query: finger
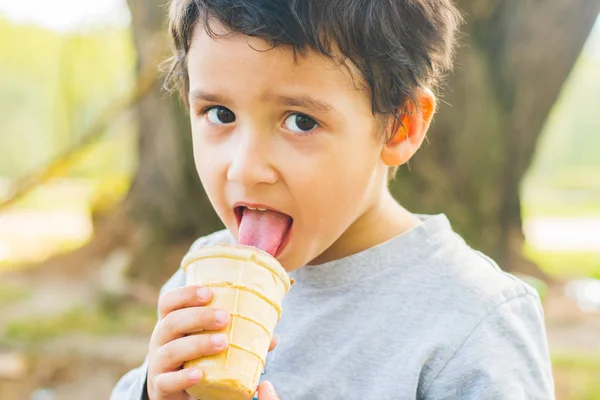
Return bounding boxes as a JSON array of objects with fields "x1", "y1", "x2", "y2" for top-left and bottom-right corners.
[
  {"x1": 153, "y1": 307, "x2": 230, "y2": 346},
  {"x1": 155, "y1": 333, "x2": 229, "y2": 371},
  {"x1": 158, "y1": 286, "x2": 213, "y2": 320},
  {"x1": 257, "y1": 381, "x2": 279, "y2": 400},
  {"x1": 152, "y1": 368, "x2": 203, "y2": 396},
  {"x1": 268, "y1": 335, "x2": 278, "y2": 352}
]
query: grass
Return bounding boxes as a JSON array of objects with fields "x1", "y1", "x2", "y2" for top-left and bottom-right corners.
[
  {"x1": 3, "y1": 307, "x2": 122, "y2": 343},
  {"x1": 525, "y1": 245, "x2": 600, "y2": 281},
  {"x1": 522, "y1": 201, "x2": 600, "y2": 219},
  {"x1": 521, "y1": 186, "x2": 600, "y2": 220},
  {"x1": 521, "y1": 173, "x2": 600, "y2": 220},
  {"x1": 552, "y1": 353, "x2": 600, "y2": 400},
  {"x1": 2, "y1": 302, "x2": 156, "y2": 345},
  {"x1": 521, "y1": 190, "x2": 600, "y2": 280},
  {"x1": 0, "y1": 282, "x2": 31, "y2": 306}
]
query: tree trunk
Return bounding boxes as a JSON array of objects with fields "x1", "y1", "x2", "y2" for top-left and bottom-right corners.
[
  {"x1": 390, "y1": 1, "x2": 600, "y2": 276},
  {"x1": 122, "y1": 0, "x2": 222, "y2": 284}
]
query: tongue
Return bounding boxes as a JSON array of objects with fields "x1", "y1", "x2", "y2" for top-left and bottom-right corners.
[{"x1": 238, "y1": 208, "x2": 292, "y2": 256}]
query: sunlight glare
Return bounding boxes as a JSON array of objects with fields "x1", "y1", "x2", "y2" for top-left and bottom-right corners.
[{"x1": 0, "y1": 0, "x2": 130, "y2": 32}]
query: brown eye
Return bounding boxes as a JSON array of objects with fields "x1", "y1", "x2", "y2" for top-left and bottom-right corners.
[
  {"x1": 284, "y1": 113, "x2": 318, "y2": 133},
  {"x1": 207, "y1": 106, "x2": 236, "y2": 124}
]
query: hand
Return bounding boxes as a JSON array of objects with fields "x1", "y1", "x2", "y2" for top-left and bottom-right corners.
[
  {"x1": 146, "y1": 285, "x2": 228, "y2": 400},
  {"x1": 146, "y1": 285, "x2": 279, "y2": 400},
  {"x1": 257, "y1": 381, "x2": 280, "y2": 400}
]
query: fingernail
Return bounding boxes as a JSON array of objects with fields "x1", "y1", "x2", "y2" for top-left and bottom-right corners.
[
  {"x1": 265, "y1": 381, "x2": 276, "y2": 395},
  {"x1": 197, "y1": 287, "x2": 211, "y2": 301},
  {"x1": 215, "y1": 310, "x2": 228, "y2": 325},
  {"x1": 188, "y1": 368, "x2": 202, "y2": 382},
  {"x1": 211, "y1": 334, "x2": 228, "y2": 348}
]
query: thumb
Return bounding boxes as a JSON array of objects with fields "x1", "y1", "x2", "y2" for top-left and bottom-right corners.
[{"x1": 258, "y1": 381, "x2": 279, "y2": 400}]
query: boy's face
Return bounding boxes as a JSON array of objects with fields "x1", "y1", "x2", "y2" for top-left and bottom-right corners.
[{"x1": 187, "y1": 23, "x2": 390, "y2": 271}]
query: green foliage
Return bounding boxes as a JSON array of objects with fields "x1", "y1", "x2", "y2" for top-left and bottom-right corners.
[
  {"x1": 552, "y1": 352, "x2": 600, "y2": 400},
  {"x1": 522, "y1": 38, "x2": 600, "y2": 284},
  {"x1": 527, "y1": 53, "x2": 600, "y2": 189},
  {"x1": 0, "y1": 16, "x2": 137, "y2": 178},
  {"x1": 5, "y1": 179, "x2": 94, "y2": 211}
]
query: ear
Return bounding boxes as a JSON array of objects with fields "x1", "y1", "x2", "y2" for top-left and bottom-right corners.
[{"x1": 381, "y1": 88, "x2": 436, "y2": 167}]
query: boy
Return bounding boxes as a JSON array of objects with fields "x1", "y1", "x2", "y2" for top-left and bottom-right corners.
[{"x1": 112, "y1": 0, "x2": 555, "y2": 398}]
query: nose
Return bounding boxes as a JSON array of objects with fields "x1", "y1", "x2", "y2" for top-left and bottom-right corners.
[{"x1": 226, "y1": 130, "x2": 279, "y2": 187}]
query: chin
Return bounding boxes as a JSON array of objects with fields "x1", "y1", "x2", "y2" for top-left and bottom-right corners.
[{"x1": 276, "y1": 243, "x2": 318, "y2": 272}]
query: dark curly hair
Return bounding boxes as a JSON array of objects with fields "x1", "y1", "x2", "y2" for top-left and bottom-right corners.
[{"x1": 164, "y1": 0, "x2": 461, "y2": 133}]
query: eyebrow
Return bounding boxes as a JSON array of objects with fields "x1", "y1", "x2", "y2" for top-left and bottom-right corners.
[
  {"x1": 188, "y1": 90, "x2": 231, "y2": 105},
  {"x1": 189, "y1": 89, "x2": 336, "y2": 114},
  {"x1": 264, "y1": 93, "x2": 335, "y2": 113}
]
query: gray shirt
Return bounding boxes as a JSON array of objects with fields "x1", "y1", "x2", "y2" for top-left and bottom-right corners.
[{"x1": 111, "y1": 214, "x2": 554, "y2": 399}]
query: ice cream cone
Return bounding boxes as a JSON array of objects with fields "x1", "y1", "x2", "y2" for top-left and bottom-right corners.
[{"x1": 181, "y1": 244, "x2": 292, "y2": 400}]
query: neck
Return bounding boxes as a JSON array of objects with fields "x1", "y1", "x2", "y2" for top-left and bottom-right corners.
[{"x1": 309, "y1": 190, "x2": 420, "y2": 265}]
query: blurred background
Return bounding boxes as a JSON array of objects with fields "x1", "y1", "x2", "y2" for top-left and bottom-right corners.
[{"x1": 0, "y1": 0, "x2": 599, "y2": 399}]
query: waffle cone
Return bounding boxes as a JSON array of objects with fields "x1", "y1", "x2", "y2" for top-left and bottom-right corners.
[{"x1": 181, "y1": 244, "x2": 292, "y2": 400}]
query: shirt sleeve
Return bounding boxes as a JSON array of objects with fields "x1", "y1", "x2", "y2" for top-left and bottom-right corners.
[
  {"x1": 110, "y1": 357, "x2": 149, "y2": 400},
  {"x1": 422, "y1": 293, "x2": 555, "y2": 400}
]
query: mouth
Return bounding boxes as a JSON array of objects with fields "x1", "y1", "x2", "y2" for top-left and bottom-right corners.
[{"x1": 234, "y1": 203, "x2": 293, "y2": 257}]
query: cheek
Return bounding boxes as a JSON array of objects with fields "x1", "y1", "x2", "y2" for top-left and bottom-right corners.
[
  {"x1": 191, "y1": 133, "x2": 227, "y2": 199},
  {"x1": 192, "y1": 128, "x2": 225, "y2": 170},
  {"x1": 288, "y1": 134, "x2": 381, "y2": 224},
  {"x1": 192, "y1": 135, "x2": 210, "y2": 180}
]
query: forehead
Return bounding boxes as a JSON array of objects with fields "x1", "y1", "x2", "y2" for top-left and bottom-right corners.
[{"x1": 186, "y1": 22, "x2": 367, "y2": 103}]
